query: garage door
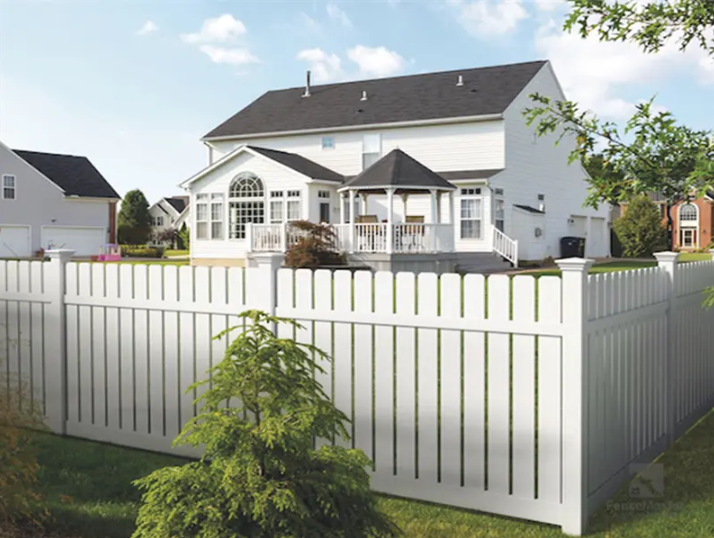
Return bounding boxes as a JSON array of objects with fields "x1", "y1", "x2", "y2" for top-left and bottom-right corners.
[
  {"x1": 0, "y1": 225, "x2": 31, "y2": 258},
  {"x1": 570, "y1": 215, "x2": 588, "y2": 238},
  {"x1": 41, "y1": 226, "x2": 105, "y2": 257},
  {"x1": 589, "y1": 217, "x2": 607, "y2": 257}
]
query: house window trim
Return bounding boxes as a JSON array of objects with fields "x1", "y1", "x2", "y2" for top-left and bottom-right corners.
[
  {"x1": 228, "y1": 172, "x2": 266, "y2": 241},
  {"x1": 679, "y1": 203, "x2": 698, "y2": 227},
  {"x1": 210, "y1": 193, "x2": 224, "y2": 240},
  {"x1": 321, "y1": 136, "x2": 335, "y2": 150},
  {"x1": 2, "y1": 174, "x2": 16, "y2": 200},
  {"x1": 459, "y1": 188, "x2": 484, "y2": 240},
  {"x1": 362, "y1": 133, "x2": 382, "y2": 171},
  {"x1": 195, "y1": 194, "x2": 209, "y2": 240}
]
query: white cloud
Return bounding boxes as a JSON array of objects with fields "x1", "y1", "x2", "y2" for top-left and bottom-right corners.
[
  {"x1": 198, "y1": 45, "x2": 259, "y2": 66},
  {"x1": 296, "y1": 48, "x2": 344, "y2": 82},
  {"x1": 347, "y1": 45, "x2": 405, "y2": 77},
  {"x1": 181, "y1": 14, "x2": 247, "y2": 44},
  {"x1": 326, "y1": 3, "x2": 352, "y2": 28},
  {"x1": 446, "y1": 0, "x2": 527, "y2": 37},
  {"x1": 534, "y1": 21, "x2": 714, "y2": 119},
  {"x1": 136, "y1": 20, "x2": 158, "y2": 36}
]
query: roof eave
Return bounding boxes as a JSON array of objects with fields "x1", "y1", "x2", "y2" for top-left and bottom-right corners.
[
  {"x1": 202, "y1": 113, "x2": 504, "y2": 143},
  {"x1": 337, "y1": 184, "x2": 456, "y2": 193}
]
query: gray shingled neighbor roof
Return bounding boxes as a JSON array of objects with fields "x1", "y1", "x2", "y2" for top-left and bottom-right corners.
[
  {"x1": 248, "y1": 146, "x2": 344, "y2": 182},
  {"x1": 204, "y1": 61, "x2": 547, "y2": 139},
  {"x1": 14, "y1": 150, "x2": 120, "y2": 199},
  {"x1": 341, "y1": 149, "x2": 455, "y2": 192},
  {"x1": 164, "y1": 196, "x2": 189, "y2": 213}
]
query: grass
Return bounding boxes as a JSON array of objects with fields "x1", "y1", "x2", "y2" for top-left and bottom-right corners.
[
  {"x1": 98, "y1": 259, "x2": 190, "y2": 266},
  {"x1": 163, "y1": 249, "x2": 189, "y2": 257},
  {"x1": 25, "y1": 406, "x2": 714, "y2": 537}
]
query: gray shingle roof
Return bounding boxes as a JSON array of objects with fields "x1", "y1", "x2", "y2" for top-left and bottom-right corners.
[
  {"x1": 164, "y1": 196, "x2": 189, "y2": 213},
  {"x1": 341, "y1": 149, "x2": 455, "y2": 191},
  {"x1": 204, "y1": 60, "x2": 547, "y2": 139},
  {"x1": 248, "y1": 146, "x2": 343, "y2": 182},
  {"x1": 14, "y1": 150, "x2": 120, "y2": 199}
]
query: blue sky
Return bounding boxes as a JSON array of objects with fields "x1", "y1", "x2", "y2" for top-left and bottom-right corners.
[{"x1": 1, "y1": 0, "x2": 712, "y2": 204}]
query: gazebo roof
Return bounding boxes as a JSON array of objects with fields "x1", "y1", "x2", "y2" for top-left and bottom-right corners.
[{"x1": 338, "y1": 149, "x2": 456, "y2": 193}]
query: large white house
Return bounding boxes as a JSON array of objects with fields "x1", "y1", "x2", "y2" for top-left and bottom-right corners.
[
  {"x1": 0, "y1": 141, "x2": 120, "y2": 258},
  {"x1": 180, "y1": 60, "x2": 610, "y2": 271},
  {"x1": 148, "y1": 196, "x2": 189, "y2": 246}
]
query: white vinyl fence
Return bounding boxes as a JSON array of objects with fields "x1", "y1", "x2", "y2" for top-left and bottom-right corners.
[{"x1": 1, "y1": 250, "x2": 713, "y2": 536}]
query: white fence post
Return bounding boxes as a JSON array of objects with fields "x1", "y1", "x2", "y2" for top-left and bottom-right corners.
[
  {"x1": 44, "y1": 249, "x2": 75, "y2": 434},
  {"x1": 557, "y1": 256, "x2": 594, "y2": 536},
  {"x1": 246, "y1": 253, "x2": 282, "y2": 322},
  {"x1": 654, "y1": 251, "x2": 680, "y2": 446}
]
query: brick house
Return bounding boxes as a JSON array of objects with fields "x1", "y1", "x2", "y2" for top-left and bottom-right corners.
[{"x1": 665, "y1": 195, "x2": 714, "y2": 251}]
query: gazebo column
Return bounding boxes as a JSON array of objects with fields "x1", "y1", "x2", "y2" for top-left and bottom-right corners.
[
  {"x1": 361, "y1": 193, "x2": 368, "y2": 216},
  {"x1": 401, "y1": 193, "x2": 409, "y2": 221},
  {"x1": 448, "y1": 191, "x2": 455, "y2": 252},
  {"x1": 339, "y1": 192, "x2": 345, "y2": 225},
  {"x1": 436, "y1": 192, "x2": 443, "y2": 223},
  {"x1": 348, "y1": 189, "x2": 356, "y2": 254},
  {"x1": 430, "y1": 189, "x2": 438, "y2": 251},
  {"x1": 386, "y1": 188, "x2": 395, "y2": 254}
]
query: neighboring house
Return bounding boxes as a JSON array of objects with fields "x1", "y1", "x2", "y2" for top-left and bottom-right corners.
[
  {"x1": 180, "y1": 60, "x2": 610, "y2": 271},
  {"x1": 652, "y1": 194, "x2": 714, "y2": 251},
  {"x1": 0, "y1": 141, "x2": 121, "y2": 258},
  {"x1": 148, "y1": 196, "x2": 189, "y2": 246}
]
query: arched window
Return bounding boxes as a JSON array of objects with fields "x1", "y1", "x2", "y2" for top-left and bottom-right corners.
[
  {"x1": 229, "y1": 173, "x2": 264, "y2": 199},
  {"x1": 679, "y1": 203, "x2": 698, "y2": 226},
  {"x1": 228, "y1": 172, "x2": 265, "y2": 239},
  {"x1": 679, "y1": 203, "x2": 699, "y2": 248}
]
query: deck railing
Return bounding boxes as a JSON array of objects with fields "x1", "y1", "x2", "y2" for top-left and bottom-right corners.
[{"x1": 492, "y1": 226, "x2": 519, "y2": 267}]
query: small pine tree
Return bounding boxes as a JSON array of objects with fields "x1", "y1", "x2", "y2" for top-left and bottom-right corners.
[
  {"x1": 132, "y1": 311, "x2": 399, "y2": 538},
  {"x1": 118, "y1": 190, "x2": 152, "y2": 245},
  {"x1": 613, "y1": 195, "x2": 670, "y2": 258},
  {"x1": 178, "y1": 223, "x2": 190, "y2": 251}
]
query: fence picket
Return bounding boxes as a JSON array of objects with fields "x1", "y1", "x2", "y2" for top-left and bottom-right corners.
[
  {"x1": 395, "y1": 271, "x2": 416, "y2": 479},
  {"x1": 463, "y1": 273, "x2": 486, "y2": 490},
  {"x1": 512, "y1": 276, "x2": 536, "y2": 499},
  {"x1": 374, "y1": 271, "x2": 394, "y2": 475},
  {"x1": 486, "y1": 275, "x2": 510, "y2": 495},
  {"x1": 313, "y1": 269, "x2": 333, "y2": 450},
  {"x1": 417, "y1": 272, "x2": 438, "y2": 485},
  {"x1": 332, "y1": 271, "x2": 353, "y2": 450}
]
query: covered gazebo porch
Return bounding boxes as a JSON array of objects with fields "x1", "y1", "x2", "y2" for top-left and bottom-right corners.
[{"x1": 334, "y1": 149, "x2": 457, "y2": 255}]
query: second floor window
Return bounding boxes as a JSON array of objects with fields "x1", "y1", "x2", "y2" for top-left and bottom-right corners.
[
  {"x1": 322, "y1": 136, "x2": 335, "y2": 150},
  {"x1": 362, "y1": 133, "x2": 381, "y2": 170},
  {"x1": 2, "y1": 175, "x2": 16, "y2": 199},
  {"x1": 153, "y1": 216, "x2": 164, "y2": 227}
]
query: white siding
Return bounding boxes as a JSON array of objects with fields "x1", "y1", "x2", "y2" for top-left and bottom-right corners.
[
  {"x1": 208, "y1": 120, "x2": 506, "y2": 177},
  {"x1": 0, "y1": 143, "x2": 113, "y2": 255},
  {"x1": 496, "y1": 63, "x2": 611, "y2": 259},
  {"x1": 190, "y1": 152, "x2": 310, "y2": 260}
]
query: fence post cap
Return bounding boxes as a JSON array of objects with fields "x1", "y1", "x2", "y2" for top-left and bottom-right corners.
[
  {"x1": 654, "y1": 251, "x2": 680, "y2": 263},
  {"x1": 555, "y1": 257, "x2": 594, "y2": 272},
  {"x1": 45, "y1": 249, "x2": 75, "y2": 261}
]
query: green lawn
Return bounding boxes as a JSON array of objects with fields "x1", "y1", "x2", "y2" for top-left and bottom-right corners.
[
  {"x1": 99, "y1": 259, "x2": 190, "y2": 266},
  {"x1": 163, "y1": 249, "x2": 190, "y2": 257},
  {"x1": 24, "y1": 407, "x2": 714, "y2": 537},
  {"x1": 525, "y1": 252, "x2": 712, "y2": 278}
]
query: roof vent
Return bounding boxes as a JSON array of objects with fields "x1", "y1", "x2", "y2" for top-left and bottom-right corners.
[
  {"x1": 302, "y1": 70, "x2": 311, "y2": 98},
  {"x1": 360, "y1": 90, "x2": 368, "y2": 101},
  {"x1": 456, "y1": 75, "x2": 464, "y2": 86}
]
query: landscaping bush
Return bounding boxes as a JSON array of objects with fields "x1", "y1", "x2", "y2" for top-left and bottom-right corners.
[
  {"x1": 178, "y1": 224, "x2": 190, "y2": 251},
  {"x1": 0, "y1": 362, "x2": 47, "y2": 531},
  {"x1": 284, "y1": 220, "x2": 345, "y2": 269},
  {"x1": 120, "y1": 246, "x2": 165, "y2": 259},
  {"x1": 132, "y1": 310, "x2": 399, "y2": 538},
  {"x1": 614, "y1": 195, "x2": 670, "y2": 258}
]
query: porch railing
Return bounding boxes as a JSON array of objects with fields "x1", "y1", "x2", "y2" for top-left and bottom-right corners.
[
  {"x1": 249, "y1": 222, "x2": 456, "y2": 254},
  {"x1": 492, "y1": 227, "x2": 519, "y2": 268}
]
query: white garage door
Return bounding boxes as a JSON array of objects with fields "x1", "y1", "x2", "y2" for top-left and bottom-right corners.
[
  {"x1": 589, "y1": 217, "x2": 607, "y2": 257},
  {"x1": 570, "y1": 215, "x2": 588, "y2": 237},
  {"x1": 0, "y1": 225, "x2": 31, "y2": 258},
  {"x1": 41, "y1": 226, "x2": 105, "y2": 257}
]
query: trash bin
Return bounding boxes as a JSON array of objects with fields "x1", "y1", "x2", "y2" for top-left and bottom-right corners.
[{"x1": 560, "y1": 236, "x2": 586, "y2": 258}]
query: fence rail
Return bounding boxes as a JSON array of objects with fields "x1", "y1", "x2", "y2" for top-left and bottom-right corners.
[{"x1": 0, "y1": 250, "x2": 713, "y2": 535}]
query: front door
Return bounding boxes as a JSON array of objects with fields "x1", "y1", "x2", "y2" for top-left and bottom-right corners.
[{"x1": 681, "y1": 228, "x2": 697, "y2": 248}]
